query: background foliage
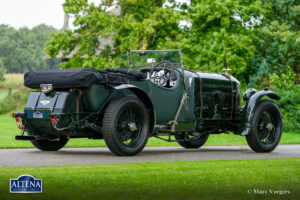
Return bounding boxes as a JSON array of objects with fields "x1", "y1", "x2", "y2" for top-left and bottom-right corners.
[
  {"x1": 182, "y1": 0, "x2": 264, "y2": 80},
  {"x1": 0, "y1": 88, "x2": 30, "y2": 114},
  {"x1": 46, "y1": 0, "x2": 299, "y2": 82},
  {"x1": 249, "y1": 0, "x2": 300, "y2": 87},
  {"x1": 0, "y1": 59, "x2": 5, "y2": 82},
  {"x1": 0, "y1": 24, "x2": 60, "y2": 73}
]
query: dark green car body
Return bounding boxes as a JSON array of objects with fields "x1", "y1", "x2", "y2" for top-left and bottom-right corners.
[{"x1": 14, "y1": 50, "x2": 282, "y2": 155}]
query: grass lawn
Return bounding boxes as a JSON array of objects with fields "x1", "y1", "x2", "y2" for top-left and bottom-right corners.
[
  {"x1": 0, "y1": 158, "x2": 299, "y2": 200},
  {"x1": 0, "y1": 112, "x2": 299, "y2": 148}
]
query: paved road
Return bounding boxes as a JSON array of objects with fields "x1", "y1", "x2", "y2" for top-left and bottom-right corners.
[{"x1": 1, "y1": 145, "x2": 300, "y2": 167}]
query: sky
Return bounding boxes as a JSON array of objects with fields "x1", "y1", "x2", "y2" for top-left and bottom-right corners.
[
  {"x1": 0, "y1": 0, "x2": 189, "y2": 30},
  {"x1": 0, "y1": 0, "x2": 66, "y2": 29}
]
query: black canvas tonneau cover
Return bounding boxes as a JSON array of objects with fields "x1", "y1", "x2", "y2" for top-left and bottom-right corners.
[
  {"x1": 24, "y1": 68, "x2": 146, "y2": 89},
  {"x1": 105, "y1": 68, "x2": 147, "y2": 80}
]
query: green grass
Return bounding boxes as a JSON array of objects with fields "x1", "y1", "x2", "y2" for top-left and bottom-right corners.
[
  {"x1": 0, "y1": 89, "x2": 8, "y2": 100},
  {"x1": 0, "y1": 159, "x2": 299, "y2": 200},
  {"x1": 0, "y1": 112, "x2": 299, "y2": 148},
  {"x1": 0, "y1": 88, "x2": 21, "y2": 101}
]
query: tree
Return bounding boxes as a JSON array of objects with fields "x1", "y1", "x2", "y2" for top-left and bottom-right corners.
[
  {"x1": 46, "y1": 0, "x2": 298, "y2": 82},
  {"x1": 180, "y1": 0, "x2": 264, "y2": 80},
  {"x1": 0, "y1": 24, "x2": 60, "y2": 73},
  {"x1": 0, "y1": 59, "x2": 5, "y2": 82},
  {"x1": 46, "y1": 0, "x2": 183, "y2": 69},
  {"x1": 46, "y1": 0, "x2": 264, "y2": 81},
  {"x1": 249, "y1": 0, "x2": 300, "y2": 87}
]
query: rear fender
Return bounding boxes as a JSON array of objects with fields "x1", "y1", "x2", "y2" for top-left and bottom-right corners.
[
  {"x1": 111, "y1": 84, "x2": 156, "y2": 134},
  {"x1": 238, "y1": 90, "x2": 280, "y2": 136}
]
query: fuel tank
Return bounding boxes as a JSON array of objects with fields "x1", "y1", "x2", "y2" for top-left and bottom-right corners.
[
  {"x1": 23, "y1": 91, "x2": 78, "y2": 134},
  {"x1": 24, "y1": 91, "x2": 77, "y2": 117}
]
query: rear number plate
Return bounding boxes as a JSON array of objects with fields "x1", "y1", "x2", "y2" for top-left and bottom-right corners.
[
  {"x1": 26, "y1": 111, "x2": 49, "y2": 119},
  {"x1": 33, "y1": 111, "x2": 43, "y2": 119}
]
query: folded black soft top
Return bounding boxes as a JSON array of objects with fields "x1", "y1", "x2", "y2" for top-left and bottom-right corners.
[{"x1": 24, "y1": 68, "x2": 146, "y2": 89}]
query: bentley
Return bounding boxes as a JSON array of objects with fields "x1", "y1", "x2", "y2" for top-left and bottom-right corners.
[{"x1": 13, "y1": 50, "x2": 282, "y2": 156}]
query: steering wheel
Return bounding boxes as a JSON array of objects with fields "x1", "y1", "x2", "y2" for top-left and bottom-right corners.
[{"x1": 149, "y1": 61, "x2": 176, "y2": 87}]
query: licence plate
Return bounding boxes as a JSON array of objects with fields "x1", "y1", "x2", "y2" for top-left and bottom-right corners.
[{"x1": 26, "y1": 110, "x2": 50, "y2": 119}]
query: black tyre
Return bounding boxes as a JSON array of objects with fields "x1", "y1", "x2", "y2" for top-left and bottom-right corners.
[
  {"x1": 246, "y1": 100, "x2": 282, "y2": 153},
  {"x1": 30, "y1": 135, "x2": 68, "y2": 151},
  {"x1": 102, "y1": 97, "x2": 150, "y2": 156},
  {"x1": 175, "y1": 132, "x2": 209, "y2": 148}
]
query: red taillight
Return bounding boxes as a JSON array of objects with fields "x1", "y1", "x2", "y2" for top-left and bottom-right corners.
[
  {"x1": 49, "y1": 114, "x2": 61, "y2": 119},
  {"x1": 19, "y1": 125, "x2": 25, "y2": 129},
  {"x1": 12, "y1": 112, "x2": 26, "y2": 118}
]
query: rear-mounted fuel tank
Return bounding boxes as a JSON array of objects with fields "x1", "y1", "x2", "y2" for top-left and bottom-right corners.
[
  {"x1": 24, "y1": 91, "x2": 77, "y2": 118},
  {"x1": 24, "y1": 91, "x2": 78, "y2": 135}
]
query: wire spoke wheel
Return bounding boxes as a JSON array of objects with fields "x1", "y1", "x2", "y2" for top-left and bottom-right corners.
[
  {"x1": 246, "y1": 100, "x2": 282, "y2": 153},
  {"x1": 257, "y1": 110, "x2": 277, "y2": 144},
  {"x1": 103, "y1": 97, "x2": 150, "y2": 156},
  {"x1": 116, "y1": 107, "x2": 143, "y2": 147}
]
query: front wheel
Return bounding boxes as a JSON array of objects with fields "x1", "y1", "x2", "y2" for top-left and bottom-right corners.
[
  {"x1": 175, "y1": 132, "x2": 209, "y2": 148},
  {"x1": 102, "y1": 97, "x2": 150, "y2": 156},
  {"x1": 246, "y1": 100, "x2": 282, "y2": 153}
]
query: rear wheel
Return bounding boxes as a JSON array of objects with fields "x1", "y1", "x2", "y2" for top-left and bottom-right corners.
[
  {"x1": 246, "y1": 100, "x2": 282, "y2": 153},
  {"x1": 29, "y1": 133, "x2": 69, "y2": 151},
  {"x1": 175, "y1": 132, "x2": 209, "y2": 148},
  {"x1": 102, "y1": 97, "x2": 150, "y2": 156}
]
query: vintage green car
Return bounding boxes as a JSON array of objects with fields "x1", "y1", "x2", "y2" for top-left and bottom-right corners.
[{"x1": 13, "y1": 50, "x2": 282, "y2": 156}]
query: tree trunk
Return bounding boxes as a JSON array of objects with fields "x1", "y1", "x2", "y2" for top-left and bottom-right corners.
[{"x1": 63, "y1": 13, "x2": 69, "y2": 30}]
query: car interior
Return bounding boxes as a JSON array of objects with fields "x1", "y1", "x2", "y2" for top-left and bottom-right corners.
[{"x1": 140, "y1": 67, "x2": 178, "y2": 88}]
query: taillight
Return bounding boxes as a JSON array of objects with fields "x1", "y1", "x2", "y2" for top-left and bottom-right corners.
[
  {"x1": 19, "y1": 125, "x2": 25, "y2": 129},
  {"x1": 12, "y1": 112, "x2": 26, "y2": 118},
  {"x1": 49, "y1": 114, "x2": 62, "y2": 119}
]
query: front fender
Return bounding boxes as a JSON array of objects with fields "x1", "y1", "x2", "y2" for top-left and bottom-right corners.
[{"x1": 238, "y1": 90, "x2": 280, "y2": 136}]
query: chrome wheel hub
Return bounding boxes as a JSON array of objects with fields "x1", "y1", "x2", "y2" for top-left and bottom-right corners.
[
  {"x1": 266, "y1": 123, "x2": 274, "y2": 131},
  {"x1": 128, "y1": 122, "x2": 138, "y2": 132}
]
